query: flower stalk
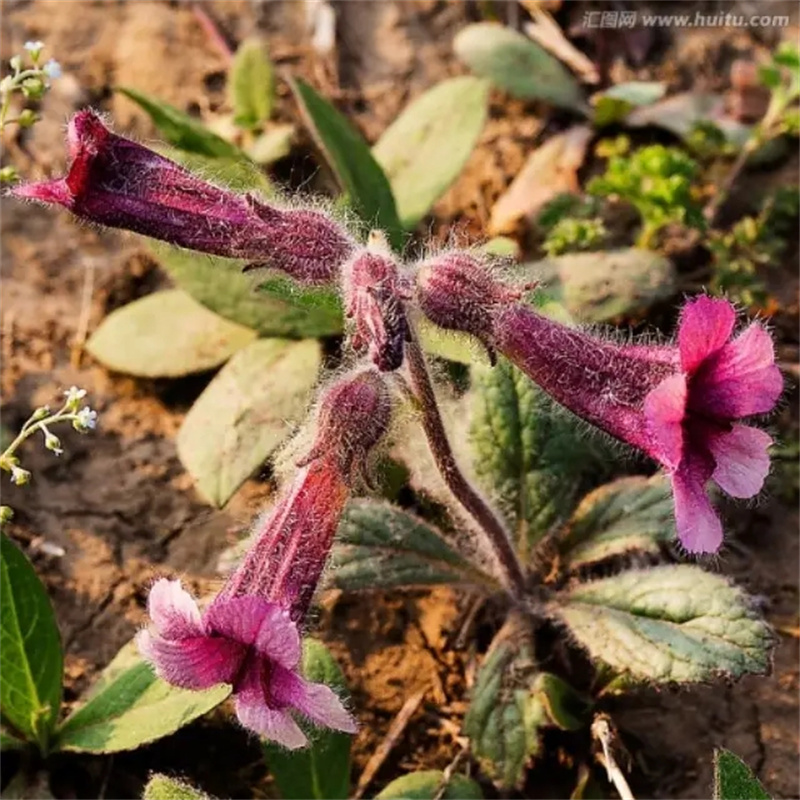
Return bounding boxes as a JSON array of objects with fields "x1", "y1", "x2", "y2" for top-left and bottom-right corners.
[{"x1": 404, "y1": 331, "x2": 527, "y2": 598}]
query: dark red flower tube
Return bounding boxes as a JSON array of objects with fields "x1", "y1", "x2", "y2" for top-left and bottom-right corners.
[{"x1": 11, "y1": 109, "x2": 354, "y2": 284}]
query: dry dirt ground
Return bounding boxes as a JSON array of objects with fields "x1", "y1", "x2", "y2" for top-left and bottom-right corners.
[{"x1": 1, "y1": 1, "x2": 798, "y2": 798}]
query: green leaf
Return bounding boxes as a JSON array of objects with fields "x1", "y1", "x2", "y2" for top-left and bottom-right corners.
[
  {"x1": 414, "y1": 315, "x2": 492, "y2": 366},
  {"x1": 593, "y1": 82, "x2": 665, "y2": 126},
  {"x1": 0, "y1": 534, "x2": 62, "y2": 749},
  {"x1": 117, "y1": 87, "x2": 245, "y2": 159},
  {"x1": 532, "y1": 673, "x2": 590, "y2": 732},
  {"x1": 329, "y1": 500, "x2": 497, "y2": 592},
  {"x1": 549, "y1": 565, "x2": 774, "y2": 683},
  {"x1": 247, "y1": 124, "x2": 295, "y2": 165},
  {"x1": 559, "y1": 475, "x2": 675, "y2": 568},
  {"x1": 453, "y1": 23, "x2": 587, "y2": 112},
  {"x1": 156, "y1": 146, "x2": 272, "y2": 194},
  {"x1": 464, "y1": 621, "x2": 548, "y2": 789},
  {"x1": 470, "y1": 358, "x2": 611, "y2": 554},
  {"x1": 713, "y1": 748, "x2": 771, "y2": 800},
  {"x1": 177, "y1": 338, "x2": 321, "y2": 507},
  {"x1": 229, "y1": 38, "x2": 274, "y2": 129},
  {"x1": 54, "y1": 661, "x2": 229, "y2": 753},
  {"x1": 153, "y1": 246, "x2": 344, "y2": 339},
  {"x1": 376, "y1": 771, "x2": 484, "y2": 799},
  {"x1": 372, "y1": 76, "x2": 489, "y2": 229},
  {"x1": 0, "y1": 727, "x2": 27, "y2": 751},
  {"x1": 287, "y1": 77, "x2": 404, "y2": 251},
  {"x1": 547, "y1": 249, "x2": 676, "y2": 323},
  {"x1": 263, "y1": 640, "x2": 352, "y2": 800},
  {"x1": 86, "y1": 290, "x2": 257, "y2": 378},
  {"x1": 143, "y1": 775, "x2": 214, "y2": 800}
]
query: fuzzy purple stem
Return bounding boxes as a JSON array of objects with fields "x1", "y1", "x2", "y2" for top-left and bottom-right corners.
[{"x1": 404, "y1": 332, "x2": 527, "y2": 598}]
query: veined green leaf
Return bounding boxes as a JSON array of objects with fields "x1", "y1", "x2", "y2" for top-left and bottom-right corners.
[
  {"x1": 549, "y1": 565, "x2": 773, "y2": 683},
  {"x1": 713, "y1": 748, "x2": 771, "y2": 800},
  {"x1": 0, "y1": 534, "x2": 62, "y2": 750}
]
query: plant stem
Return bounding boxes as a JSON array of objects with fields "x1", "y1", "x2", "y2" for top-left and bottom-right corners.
[{"x1": 404, "y1": 331, "x2": 527, "y2": 599}]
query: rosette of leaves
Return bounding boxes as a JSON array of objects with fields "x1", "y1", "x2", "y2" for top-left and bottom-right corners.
[
  {"x1": 91, "y1": 43, "x2": 489, "y2": 509},
  {"x1": 329, "y1": 358, "x2": 774, "y2": 791}
]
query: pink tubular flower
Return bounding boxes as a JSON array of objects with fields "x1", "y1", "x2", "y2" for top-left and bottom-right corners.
[
  {"x1": 416, "y1": 255, "x2": 783, "y2": 554},
  {"x1": 138, "y1": 369, "x2": 393, "y2": 747},
  {"x1": 11, "y1": 109, "x2": 354, "y2": 284}
]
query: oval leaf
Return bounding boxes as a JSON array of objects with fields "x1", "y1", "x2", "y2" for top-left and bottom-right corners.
[
  {"x1": 713, "y1": 748, "x2": 771, "y2": 800},
  {"x1": 262, "y1": 640, "x2": 352, "y2": 800},
  {"x1": 117, "y1": 87, "x2": 245, "y2": 160},
  {"x1": 548, "y1": 248, "x2": 676, "y2": 322},
  {"x1": 464, "y1": 620, "x2": 548, "y2": 790},
  {"x1": 549, "y1": 565, "x2": 774, "y2": 683},
  {"x1": 0, "y1": 535, "x2": 62, "y2": 748},
  {"x1": 177, "y1": 338, "x2": 321, "y2": 507},
  {"x1": 559, "y1": 475, "x2": 675, "y2": 567},
  {"x1": 329, "y1": 500, "x2": 497, "y2": 592},
  {"x1": 143, "y1": 775, "x2": 214, "y2": 800},
  {"x1": 376, "y1": 771, "x2": 484, "y2": 800},
  {"x1": 87, "y1": 290, "x2": 257, "y2": 378},
  {"x1": 287, "y1": 77, "x2": 404, "y2": 251},
  {"x1": 454, "y1": 23, "x2": 587, "y2": 112},
  {"x1": 229, "y1": 38, "x2": 274, "y2": 130},
  {"x1": 372, "y1": 76, "x2": 489, "y2": 229},
  {"x1": 54, "y1": 661, "x2": 229, "y2": 753},
  {"x1": 153, "y1": 246, "x2": 343, "y2": 338},
  {"x1": 470, "y1": 358, "x2": 612, "y2": 555}
]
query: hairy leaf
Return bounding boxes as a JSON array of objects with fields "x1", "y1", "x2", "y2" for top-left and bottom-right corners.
[
  {"x1": 54, "y1": 661, "x2": 229, "y2": 753},
  {"x1": 550, "y1": 565, "x2": 773, "y2": 683},
  {"x1": 454, "y1": 23, "x2": 586, "y2": 112},
  {"x1": 177, "y1": 338, "x2": 321, "y2": 507},
  {"x1": 154, "y1": 246, "x2": 344, "y2": 339},
  {"x1": 118, "y1": 87, "x2": 245, "y2": 159},
  {"x1": 143, "y1": 775, "x2": 214, "y2": 800},
  {"x1": 229, "y1": 38, "x2": 274, "y2": 129},
  {"x1": 559, "y1": 475, "x2": 675, "y2": 567},
  {"x1": 376, "y1": 771, "x2": 484, "y2": 799},
  {"x1": 372, "y1": 76, "x2": 489, "y2": 229},
  {"x1": 86, "y1": 290, "x2": 257, "y2": 378},
  {"x1": 0, "y1": 534, "x2": 62, "y2": 749},
  {"x1": 470, "y1": 358, "x2": 611, "y2": 554},
  {"x1": 464, "y1": 625, "x2": 547, "y2": 789},
  {"x1": 713, "y1": 748, "x2": 771, "y2": 800},
  {"x1": 288, "y1": 77, "x2": 404, "y2": 251},
  {"x1": 329, "y1": 500, "x2": 496, "y2": 592},
  {"x1": 263, "y1": 640, "x2": 352, "y2": 799}
]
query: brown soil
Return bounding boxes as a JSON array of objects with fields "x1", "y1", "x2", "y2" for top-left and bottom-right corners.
[{"x1": 1, "y1": 2, "x2": 798, "y2": 798}]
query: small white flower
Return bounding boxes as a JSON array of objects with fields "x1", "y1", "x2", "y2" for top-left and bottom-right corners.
[
  {"x1": 63, "y1": 386, "x2": 87, "y2": 408},
  {"x1": 74, "y1": 407, "x2": 98, "y2": 432},
  {"x1": 24, "y1": 41, "x2": 45, "y2": 53},
  {"x1": 10, "y1": 465, "x2": 31, "y2": 486},
  {"x1": 42, "y1": 59, "x2": 61, "y2": 80}
]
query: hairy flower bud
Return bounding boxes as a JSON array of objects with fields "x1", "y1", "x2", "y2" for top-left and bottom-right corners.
[
  {"x1": 417, "y1": 252, "x2": 782, "y2": 554},
  {"x1": 416, "y1": 253, "x2": 524, "y2": 360},
  {"x1": 342, "y1": 237, "x2": 410, "y2": 371},
  {"x1": 299, "y1": 367, "x2": 392, "y2": 486},
  {"x1": 11, "y1": 110, "x2": 354, "y2": 284}
]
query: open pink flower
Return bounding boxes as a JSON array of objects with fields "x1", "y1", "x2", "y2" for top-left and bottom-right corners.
[
  {"x1": 643, "y1": 295, "x2": 781, "y2": 552},
  {"x1": 11, "y1": 109, "x2": 354, "y2": 284},
  {"x1": 139, "y1": 369, "x2": 393, "y2": 746},
  {"x1": 416, "y1": 255, "x2": 782, "y2": 553},
  {"x1": 138, "y1": 580, "x2": 355, "y2": 749}
]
